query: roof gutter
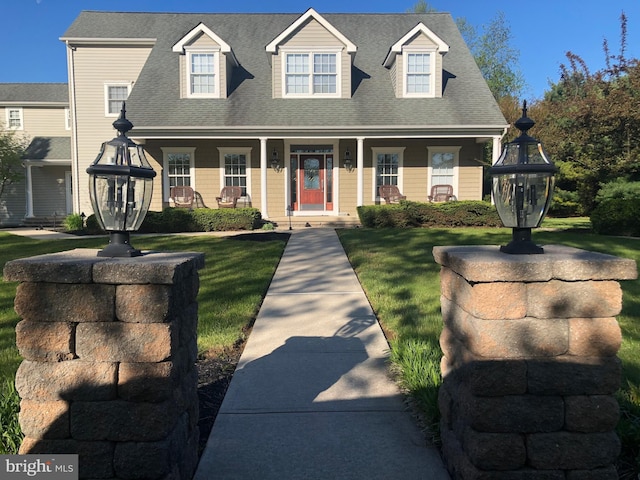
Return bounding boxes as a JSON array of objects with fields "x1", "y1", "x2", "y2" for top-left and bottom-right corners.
[{"x1": 131, "y1": 124, "x2": 510, "y2": 140}]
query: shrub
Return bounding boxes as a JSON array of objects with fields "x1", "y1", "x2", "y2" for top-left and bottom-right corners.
[
  {"x1": 596, "y1": 179, "x2": 640, "y2": 203},
  {"x1": 87, "y1": 207, "x2": 262, "y2": 234},
  {"x1": 190, "y1": 208, "x2": 262, "y2": 231},
  {"x1": 590, "y1": 197, "x2": 640, "y2": 236},
  {"x1": 0, "y1": 378, "x2": 22, "y2": 454},
  {"x1": 549, "y1": 188, "x2": 584, "y2": 217},
  {"x1": 84, "y1": 214, "x2": 104, "y2": 234},
  {"x1": 140, "y1": 208, "x2": 195, "y2": 233},
  {"x1": 358, "y1": 201, "x2": 501, "y2": 228},
  {"x1": 63, "y1": 213, "x2": 84, "y2": 232}
]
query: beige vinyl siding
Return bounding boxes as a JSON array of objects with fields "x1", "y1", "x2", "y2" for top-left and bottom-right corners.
[
  {"x1": 403, "y1": 142, "x2": 430, "y2": 202},
  {"x1": 71, "y1": 44, "x2": 152, "y2": 216},
  {"x1": 272, "y1": 55, "x2": 282, "y2": 98},
  {"x1": 22, "y1": 107, "x2": 69, "y2": 137},
  {"x1": 274, "y1": 18, "x2": 351, "y2": 99},
  {"x1": 266, "y1": 167, "x2": 285, "y2": 215},
  {"x1": 389, "y1": 61, "x2": 398, "y2": 97},
  {"x1": 284, "y1": 19, "x2": 343, "y2": 48},
  {"x1": 0, "y1": 179, "x2": 26, "y2": 226},
  {"x1": 337, "y1": 140, "x2": 358, "y2": 216},
  {"x1": 31, "y1": 165, "x2": 69, "y2": 217},
  {"x1": 457, "y1": 164, "x2": 483, "y2": 200}
]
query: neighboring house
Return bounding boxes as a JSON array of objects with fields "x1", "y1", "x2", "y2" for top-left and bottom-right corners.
[
  {"x1": 0, "y1": 83, "x2": 72, "y2": 226},
  {"x1": 59, "y1": 8, "x2": 507, "y2": 221}
]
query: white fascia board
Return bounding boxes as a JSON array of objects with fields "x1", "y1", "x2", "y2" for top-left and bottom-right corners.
[
  {"x1": 383, "y1": 22, "x2": 449, "y2": 67},
  {"x1": 171, "y1": 23, "x2": 239, "y2": 66},
  {"x1": 59, "y1": 37, "x2": 156, "y2": 47},
  {"x1": 0, "y1": 101, "x2": 68, "y2": 107},
  {"x1": 265, "y1": 8, "x2": 357, "y2": 54}
]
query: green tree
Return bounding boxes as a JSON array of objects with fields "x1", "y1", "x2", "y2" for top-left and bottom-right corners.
[
  {"x1": 407, "y1": 4, "x2": 524, "y2": 102},
  {"x1": 530, "y1": 12, "x2": 640, "y2": 213},
  {"x1": 407, "y1": 1, "x2": 437, "y2": 13},
  {"x1": 465, "y1": 11, "x2": 525, "y2": 101},
  {"x1": 0, "y1": 127, "x2": 28, "y2": 199}
]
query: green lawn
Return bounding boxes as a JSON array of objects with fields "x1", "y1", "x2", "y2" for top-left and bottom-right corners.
[
  {"x1": 337, "y1": 223, "x2": 639, "y2": 475},
  {"x1": 0, "y1": 231, "x2": 288, "y2": 453},
  {"x1": 1, "y1": 224, "x2": 638, "y2": 473}
]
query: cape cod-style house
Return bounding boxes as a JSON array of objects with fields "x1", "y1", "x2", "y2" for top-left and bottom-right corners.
[{"x1": 1, "y1": 8, "x2": 507, "y2": 226}]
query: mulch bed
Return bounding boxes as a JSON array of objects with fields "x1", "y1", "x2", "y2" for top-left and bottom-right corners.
[{"x1": 196, "y1": 342, "x2": 245, "y2": 456}]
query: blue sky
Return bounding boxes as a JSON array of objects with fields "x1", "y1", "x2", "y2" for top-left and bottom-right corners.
[{"x1": 2, "y1": 0, "x2": 639, "y2": 100}]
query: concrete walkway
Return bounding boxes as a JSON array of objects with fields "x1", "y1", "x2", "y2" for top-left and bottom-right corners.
[{"x1": 194, "y1": 228, "x2": 450, "y2": 480}]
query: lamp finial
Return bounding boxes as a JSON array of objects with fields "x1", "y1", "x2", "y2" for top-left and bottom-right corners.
[{"x1": 112, "y1": 101, "x2": 133, "y2": 136}]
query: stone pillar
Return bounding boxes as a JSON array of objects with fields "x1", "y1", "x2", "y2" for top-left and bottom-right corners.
[
  {"x1": 3, "y1": 249, "x2": 204, "y2": 480},
  {"x1": 433, "y1": 245, "x2": 637, "y2": 480}
]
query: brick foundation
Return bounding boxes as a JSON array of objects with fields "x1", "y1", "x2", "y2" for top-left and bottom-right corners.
[
  {"x1": 433, "y1": 245, "x2": 637, "y2": 480},
  {"x1": 4, "y1": 249, "x2": 204, "y2": 480}
]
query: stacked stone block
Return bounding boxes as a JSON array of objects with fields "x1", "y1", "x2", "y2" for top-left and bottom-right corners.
[
  {"x1": 4, "y1": 249, "x2": 204, "y2": 480},
  {"x1": 433, "y1": 245, "x2": 637, "y2": 480}
]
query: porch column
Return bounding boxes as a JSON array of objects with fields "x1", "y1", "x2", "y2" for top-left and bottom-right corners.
[
  {"x1": 356, "y1": 137, "x2": 365, "y2": 206},
  {"x1": 492, "y1": 135, "x2": 502, "y2": 164},
  {"x1": 259, "y1": 137, "x2": 269, "y2": 218},
  {"x1": 24, "y1": 163, "x2": 34, "y2": 218}
]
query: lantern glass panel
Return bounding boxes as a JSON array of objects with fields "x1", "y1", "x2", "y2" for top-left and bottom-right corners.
[{"x1": 492, "y1": 172, "x2": 555, "y2": 228}]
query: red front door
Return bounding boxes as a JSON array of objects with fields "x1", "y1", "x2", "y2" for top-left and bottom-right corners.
[{"x1": 299, "y1": 155, "x2": 325, "y2": 210}]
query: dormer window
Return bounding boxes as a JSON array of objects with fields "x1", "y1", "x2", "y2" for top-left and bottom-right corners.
[
  {"x1": 188, "y1": 50, "x2": 217, "y2": 97},
  {"x1": 172, "y1": 23, "x2": 238, "y2": 100},
  {"x1": 284, "y1": 51, "x2": 339, "y2": 96},
  {"x1": 404, "y1": 51, "x2": 434, "y2": 96},
  {"x1": 384, "y1": 23, "x2": 449, "y2": 99},
  {"x1": 267, "y1": 8, "x2": 356, "y2": 100}
]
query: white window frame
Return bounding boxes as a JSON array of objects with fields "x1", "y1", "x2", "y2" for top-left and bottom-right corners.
[
  {"x1": 218, "y1": 147, "x2": 252, "y2": 200},
  {"x1": 427, "y1": 146, "x2": 460, "y2": 193},
  {"x1": 371, "y1": 147, "x2": 405, "y2": 202},
  {"x1": 186, "y1": 48, "x2": 219, "y2": 99},
  {"x1": 6, "y1": 107, "x2": 23, "y2": 130},
  {"x1": 104, "y1": 83, "x2": 131, "y2": 117},
  {"x1": 403, "y1": 48, "x2": 436, "y2": 98},
  {"x1": 162, "y1": 147, "x2": 196, "y2": 202},
  {"x1": 281, "y1": 48, "x2": 342, "y2": 98}
]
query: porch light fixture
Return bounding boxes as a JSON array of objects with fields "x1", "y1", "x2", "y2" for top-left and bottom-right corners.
[
  {"x1": 86, "y1": 102, "x2": 156, "y2": 257},
  {"x1": 343, "y1": 148, "x2": 353, "y2": 172},
  {"x1": 489, "y1": 101, "x2": 556, "y2": 254},
  {"x1": 271, "y1": 148, "x2": 281, "y2": 172}
]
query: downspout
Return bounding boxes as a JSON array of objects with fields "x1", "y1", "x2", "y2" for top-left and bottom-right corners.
[
  {"x1": 24, "y1": 162, "x2": 33, "y2": 218},
  {"x1": 65, "y1": 41, "x2": 81, "y2": 214},
  {"x1": 260, "y1": 137, "x2": 269, "y2": 218}
]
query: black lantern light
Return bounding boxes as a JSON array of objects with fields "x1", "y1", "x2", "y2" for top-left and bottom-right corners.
[
  {"x1": 343, "y1": 148, "x2": 353, "y2": 172},
  {"x1": 86, "y1": 103, "x2": 156, "y2": 257},
  {"x1": 271, "y1": 148, "x2": 281, "y2": 172},
  {"x1": 489, "y1": 101, "x2": 556, "y2": 254}
]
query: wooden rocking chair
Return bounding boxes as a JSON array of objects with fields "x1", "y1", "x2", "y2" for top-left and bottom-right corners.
[
  {"x1": 169, "y1": 185, "x2": 195, "y2": 208},
  {"x1": 428, "y1": 184, "x2": 456, "y2": 202},
  {"x1": 378, "y1": 185, "x2": 407, "y2": 204},
  {"x1": 216, "y1": 186, "x2": 243, "y2": 209}
]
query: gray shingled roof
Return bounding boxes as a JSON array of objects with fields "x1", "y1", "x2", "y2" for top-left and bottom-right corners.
[
  {"x1": 24, "y1": 137, "x2": 71, "y2": 160},
  {"x1": 62, "y1": 11, "x2": 506, "y2": 135},
  {"x1": 0, "y1": 84, "x2": 68, "y2": 104}
]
